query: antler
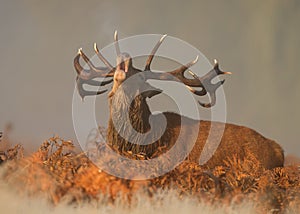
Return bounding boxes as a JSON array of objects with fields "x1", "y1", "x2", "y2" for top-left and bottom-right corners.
[
  {"x1": 74, "y1": 47, "x2": 115, "y2": 100},
  {"x1": 114, "y1": 30, "x2": 121, "y2": 56},
  {"x1": 94, "y1": 43, "x2": 114, "y2": 71},
  {"x1": 144, "y1": 35, "x2": 231, "y2": 107},
  {"x1": 187, "y1": 60, "x2": 232, "y2": 107},
  {"x1": 73, "y1": 31, "x2": 134, "y2": 100},
  {"x1": 144, "y1": 34, "x2": 167, "y2": 71},
  {"x1": 74, "y1": 32, "x2": 231, "y2": 106}
]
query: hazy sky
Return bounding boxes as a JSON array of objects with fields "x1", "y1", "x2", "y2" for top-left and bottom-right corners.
[{"x1": 0, "y1": 0, "x2": 299, "y2": 156}]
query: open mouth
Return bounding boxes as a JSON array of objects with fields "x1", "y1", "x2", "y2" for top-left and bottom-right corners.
[{"x1": 119, "y1": 61, "x2": 127, "y2": 72}]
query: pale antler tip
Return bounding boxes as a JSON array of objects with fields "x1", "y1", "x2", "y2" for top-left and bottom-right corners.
[
  {"x1": 78, "y1": 48, "x2": 83, "y2": 55},
  {"x1": 185, "y1": 85, "x2": 195, "y2": 93},
  {"x1": 224, "y1": 71, "x2": 232, "y2": 75},
  {"x1": 94, "y1": 43, "x2": 98, "y2": 52},
  {"x1": 114, "y1": 30, "x2": 118, "y2": 40},
  {"x1": 160, "y1": 34, "x2": 167, "y2": 42},
  {"x1": 193, "y1": 55, "x2": 199, "y2": 64},
  {"x1": 214, "y1": 59, "x2": 218, "y2": 65}
]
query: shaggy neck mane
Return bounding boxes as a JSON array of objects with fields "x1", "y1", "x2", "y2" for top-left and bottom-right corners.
[{"x1": 107, "y1": 85, "x2": 156, "y2": 156}]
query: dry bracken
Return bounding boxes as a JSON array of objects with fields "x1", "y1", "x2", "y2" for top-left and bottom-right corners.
[{"x1": 0, "y1": 137, "x2": 299, "y2": 213}]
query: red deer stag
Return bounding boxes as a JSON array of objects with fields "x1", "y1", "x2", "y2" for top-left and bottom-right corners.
[{"x1": 73, "y1": 32, "x2": 284, "y2": 169}]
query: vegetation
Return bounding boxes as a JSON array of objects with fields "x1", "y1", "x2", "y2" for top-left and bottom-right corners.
[{"x1": 0, "y1": 136, "x2": 299, "y2": 213}]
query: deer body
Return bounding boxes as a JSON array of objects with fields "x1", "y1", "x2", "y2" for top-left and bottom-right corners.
[
  {"x1": 106, "y1": 84, "x2": 284, "y2": 169},
  {"x1": 74, "y1": 32, "x2": 284, "y2": 169}
]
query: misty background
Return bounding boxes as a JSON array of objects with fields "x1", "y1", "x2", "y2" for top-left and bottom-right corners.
[{"x1": 0, "y1": 0, "x2": 299, "y2": 156}]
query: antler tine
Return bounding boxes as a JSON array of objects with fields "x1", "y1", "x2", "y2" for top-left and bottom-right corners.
[
  {"x1": 186, "y1": 55, "x2": 199, "y2": 68},
  {"x1": 76, "y1": 78, "x2": 108, "y2": 100},
  {"x1": 114, "y1": 30, "x2": 121, "y2": 56},
  {"x1": 74, "y1": 47, "x2": 114, "y2": 99},
  {"x1": 74, "y1": 50, "x2": 85, "y2": 76},
  {"x1": 214, "y1": 59, "x2": 219, "y2": 69},
  {"x1": 198, "y1": 80, "x2": 225, "y2": 108},
  {"x1": 94, "y1": 43, "x2": 114, "y2": 71},
  {"x1": 187, "y1": 60, "x2": 230, "y2": 107},
  {"x1": 169, "y1": 55, "x2": 200, "y2": 86},
  {"x1": 185, "y1": 70, "x2": 207, "y2": 96},
  {"x1": 146, "y1": 58, "x2": 230, "y2": 108},
  {"x1": 144, "y1": 34, "x2": 167, "y2": 71},
  {"x1": 213, "y1": 59, "x2": 232, "y2": 75},
  {"x1": 185, "y1": 85, "x2": 206, "y2": 96},
  {"x1": 74, "y1": 50, "x2": 94, "y2": 80},
  {"x1": 78, "y1": 48, "x2": 106, "y2": 73},
  {"x1": 74, "y1": 48, "x2": 114, "y2": 80},
  {"x1": 144, "y1": 55, "x2": 199, "y2": 84},
  {"x1": 84, "y1": 78, "x2": 113, "y2": 86}
]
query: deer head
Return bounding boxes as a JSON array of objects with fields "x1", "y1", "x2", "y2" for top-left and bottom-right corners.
[{"x1": 73, "y1": 31, "x2": 231, "y2": 156}]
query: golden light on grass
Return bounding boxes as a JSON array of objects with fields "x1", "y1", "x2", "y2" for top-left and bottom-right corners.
[{"x1": 0, "y1": 136, "x2": 300, "y2": 213}]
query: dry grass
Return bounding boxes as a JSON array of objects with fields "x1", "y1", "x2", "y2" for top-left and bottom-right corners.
[{"x1": 1, "y1": 136, "x2": 300, "y2": 213}]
